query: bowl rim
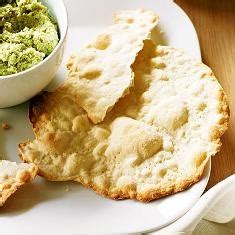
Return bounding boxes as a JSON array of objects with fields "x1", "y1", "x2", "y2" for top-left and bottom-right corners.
[{"x1": 0, "y1": 0, "x2": 68, "y2": 80}]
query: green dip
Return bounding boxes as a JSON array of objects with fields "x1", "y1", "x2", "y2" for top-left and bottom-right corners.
[{"x1": 0, "y1": 0, "x2": 59, "y2": 76}]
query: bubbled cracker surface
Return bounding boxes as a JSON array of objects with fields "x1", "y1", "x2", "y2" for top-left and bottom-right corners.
[
  {"x1": 19, "y1": 41, "x2": 228, "y2": 202},
  {"x1": 0, "y1": 160, "x2": 38, "y2": 206},
  {"x1": 66, "y1": 9, "x2": 158, "y2": 124}
]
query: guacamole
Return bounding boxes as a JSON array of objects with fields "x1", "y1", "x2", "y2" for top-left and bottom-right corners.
[{"x1": 0, "y1": 0, "x2": 59, "y2": 76}]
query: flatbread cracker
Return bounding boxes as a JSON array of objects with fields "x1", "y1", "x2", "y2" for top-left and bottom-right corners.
[
  {"x1": 0, "y1": 160, "x2": 37, "y2": 206},
  {"x1": 19, "y1": 41, "x2": 228, "y2": 202},
  {"x1": 66, "y1": 9, "x2": 158, "y2": 124}
]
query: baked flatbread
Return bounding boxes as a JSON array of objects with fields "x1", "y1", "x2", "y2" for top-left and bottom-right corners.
[
  {"x1": 19, "y1": 41, "x2": 228, "y2": 202},
  {"x1": 0, "y1": 160, "x2": 37, "y2": 206},
  {"x1": 66, "y1": 9, "x2": 158, "y2": 123}
]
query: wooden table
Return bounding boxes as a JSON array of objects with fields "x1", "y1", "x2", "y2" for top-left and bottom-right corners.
[{"x1": 174, "y1": 0, "x2": 235, "y2": 189}]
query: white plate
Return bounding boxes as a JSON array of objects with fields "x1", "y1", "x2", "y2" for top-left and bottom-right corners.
[{"x1": 0, "y1": 0, "x2": 210, "y2": 234}]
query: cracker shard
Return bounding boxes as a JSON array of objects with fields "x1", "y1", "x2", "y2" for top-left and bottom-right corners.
[
  {"x1": 19, "y1": 41, "x2": 229, "y2": 202},
  {"x1": 66, "y1": 9, "x2": 158, "y2": 124},
  {"x1": 0, "y1": 160, "x2": 37, "y2": 206}
]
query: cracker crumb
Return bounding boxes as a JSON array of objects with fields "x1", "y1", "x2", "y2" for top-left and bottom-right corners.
[
  {"x1": 65, "y1": 185, "x2": 71, "y2": 192},
  {"x1": 2, "y1": 122, "x2": 10, "y2": 130}
]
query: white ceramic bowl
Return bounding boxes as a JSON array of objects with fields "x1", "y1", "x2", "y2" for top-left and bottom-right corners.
[{"x1": 0, "y1": 0, "x2": 68, "y2": 108}]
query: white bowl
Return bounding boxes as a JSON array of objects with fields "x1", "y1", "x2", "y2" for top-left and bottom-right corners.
[{"x1": 0, "y1": 0, "x2": 68, "y2": 108}]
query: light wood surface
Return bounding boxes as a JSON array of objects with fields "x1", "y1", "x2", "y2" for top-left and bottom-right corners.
[{"x1": 174, "y1": 0, "x2": 235, "y2": 189}]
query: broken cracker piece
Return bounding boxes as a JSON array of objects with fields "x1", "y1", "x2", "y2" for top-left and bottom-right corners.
[
  {"x1": 66, "y1": 9, "x2": 158, "y2": 124},
  {"x1": 0, "y1": 160, "x2": 38, "y2": 206},
  {"x1": 2, "y1": 122, "x2": 10, "y2": 130}
]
